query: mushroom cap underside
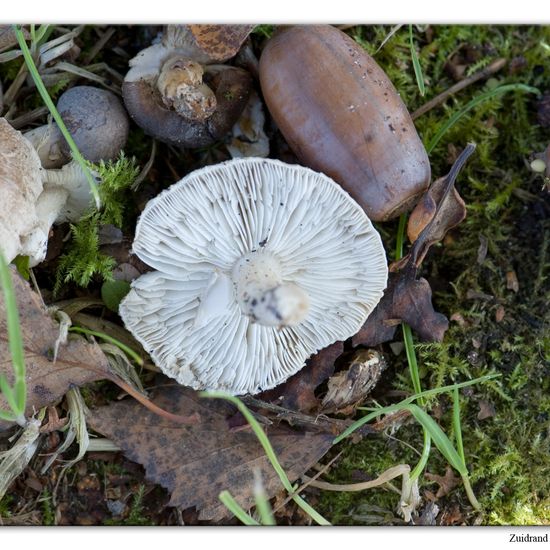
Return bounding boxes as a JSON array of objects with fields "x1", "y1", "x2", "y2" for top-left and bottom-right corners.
[{"x1": 119, "y1": 158, "x2": 388, "y2": 395}]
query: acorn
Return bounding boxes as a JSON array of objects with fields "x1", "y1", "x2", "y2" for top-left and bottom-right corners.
[{"x1": 259, "y1": 25, "x2": 431, "y2": 221}]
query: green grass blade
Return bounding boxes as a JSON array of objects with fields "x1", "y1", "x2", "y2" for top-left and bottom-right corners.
[
  {"x1": 253, "y1": 470, "x2": 276, "y2": 525},
  {"x1": 219, "y1": 491, "x2": 260, "y2": 525},
  {"x1": 69, "y1": 326, "x2": 143, "y2": 366},
  {"x1": 13, "y1": 25, "x2": 101, "y2": 209},
  {"x1": 426, "y1": 83, "x2": 539, "y2": 154},
  {"x1": 0, "y1": 409, "x2": 17, "y2": 422},
  {"x1": 335, "y1": 373, "x2": 499, "y2": 443},
  {"x1": 410, "y1": 430, "x2": 431, "y2": 482},
  {"x1": 406, "y1": 404, "x2": 467, "y2": 476},
  {"x1": 0, "y1": 374, "x2": 19, "y2": 414},
  {"x1": 0, "y1": 251, "x2": 26, "y2": 415},
  {"x1": 403, "y1": 323, "x2": 422, "y2": 398},
  {"x1": 409, "y1": 25, "x2": 426, "y2": 96},
  {"x1": 202, "y1": 391, "x2": 331, "y2": 526},
  {"x1": 452, "y1": 387, "x2": 466, "y2": 465}
]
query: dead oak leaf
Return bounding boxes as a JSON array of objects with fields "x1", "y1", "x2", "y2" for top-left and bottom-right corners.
[
  {"x1": 258, "y1": 341, "x2": 343, "y2": 413},
  {"x1": 354, "y1": 144, "x2": 475, "y2": 347},
  {"x1": 425, "y1": 466, "x2": 461, "y2": 499},
  {"x1": 400, "y1": 143, "x2": 475, "y2": 269},
  {"x1": 88, "y1": 381, "x2": 333, "y2": 521},
  {"x1": 0, "y1": 267, "x2": 111, "y2": 430},
  {"x1": 353, "y1": 267, "x2": 448, "y2": 347}
]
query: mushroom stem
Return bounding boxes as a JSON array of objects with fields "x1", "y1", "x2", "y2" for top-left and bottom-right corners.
[{"x1": 233, "y1": 251, "x2": 310, "y2": 327}]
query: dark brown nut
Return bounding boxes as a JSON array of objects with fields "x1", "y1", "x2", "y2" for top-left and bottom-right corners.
[{"x1": 259, "y1": 25, "x2": 431, "y2": 221}]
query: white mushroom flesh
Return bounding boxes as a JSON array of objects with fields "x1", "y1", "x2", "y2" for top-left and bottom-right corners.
[{"x1": 120, "y1": 158, "x2": 388, "y2": 395}]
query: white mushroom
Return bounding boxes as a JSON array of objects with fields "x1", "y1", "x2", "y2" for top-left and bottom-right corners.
[
  {"x1": 120, "y1": 158, "x2": 388, "y2": 395},
  {"x1": 0, "y1": 118, "x2": 98, "y2": 266}
]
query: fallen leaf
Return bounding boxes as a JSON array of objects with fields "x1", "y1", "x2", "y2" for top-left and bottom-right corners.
[
  {"x1": 417, "y1": 501, "x2": 440, "y2": 526},
  {"x1": 355, "y1": 145, "x2": 475, "y2": 347},
  {"x1": 0, "y1": 267, "x2": 111, "y2": 430},
  {"x1": 477, "y1": 399, "x2": 496, "y2": 420},
  {"x1": 259, "y1": 341, "x2": 343, "y2": 413},
  {"x1": 425, "y1": 466, "x2": 461, "y2": 499},
  {"x1": 88, "y1": 380, "x2": 333, "y2": 521},
  {"x1": 167, "y1": 24, "x2": 254, "y2": 63},
  {"x1": 495, "y1": 305, "x2": 505, "y2": 323},
  {"x1": 404, "y1": 143, "x2": 474, "y2": 266},
  {"x1": 321, "y1": 350, "x2": 387, "y2": 414},
  {"x1": 353, "y1": 268, "x2": 449, "y2": 347},
  {"x1": 0, "y1": 26, "x2": 29, "y2": 53},
  {"x1": 477, "y1": 235, "x2": 488, "y2": 265},
  {"x1": 506, "y1": 270, "x2": 519, "y2": 293}
]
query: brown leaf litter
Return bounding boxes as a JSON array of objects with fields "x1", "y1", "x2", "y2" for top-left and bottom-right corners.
[
  {"x1": 0, "y1": 267, "x2": 111, "y2": 430},
  {"x1": 354, "y1": 143, "x2": 476, "y2": 347},
  {"x1": 88, "y1": 381, "x2": 333, "y2": 521}
]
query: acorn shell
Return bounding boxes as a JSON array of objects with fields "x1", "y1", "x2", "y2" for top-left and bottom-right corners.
[{"x1": 259, "y1": 25, "x2": 431, "y2": 221}]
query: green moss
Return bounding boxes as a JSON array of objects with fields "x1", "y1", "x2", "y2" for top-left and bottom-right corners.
[
  {"x1": 54, "y1": 154, "x2": 139, "y2": 293},
  {"x1": 317, "y1": 24, "x2": 550, "y2": 526}
]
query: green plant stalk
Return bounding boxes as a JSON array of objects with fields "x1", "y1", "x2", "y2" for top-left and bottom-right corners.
[
  {"x1": 403, "y1": 324, "x2": 423, "y2": 399},
  {"x1": 219, "y1": 491, "x2": 260, "y2": 526},
  {"x1": 409, "y1": 430, "x2": 431, "y2": 482},
  {"x1": 409, "y1": 25, "x2": 426, "y2": 97},
  {"x1": 334, "y1": 373, "x2": 499, "y2": 443},
  {"x1": 426, "y1": 83, "x2": 539, "y2": 154},
  {"x1": 0, "y1": 251, "x2": 26, "y2": 424},
  {"x1": 253, "y1": 471, "x2": 276, "y2": 525},
  {"x1": 13, "y1": 25, "x2": 101, "y2": 209},
  {"x1": 68, "y1": 326, "x2": 143, "y2": 366},
  {"x1": 453, "y1": 387, "x2": 466, "y2": 465},
  {"x1": 394, "y1": 213, "x2": 430, "y2": 479},
  {"x1": 202, "y1": 391, "x2": 331, "y2": 526}
]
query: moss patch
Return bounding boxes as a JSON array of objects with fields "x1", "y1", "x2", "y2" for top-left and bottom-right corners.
[{"x1": 317, "y1": 24, "x2": 550, "y2": 525}]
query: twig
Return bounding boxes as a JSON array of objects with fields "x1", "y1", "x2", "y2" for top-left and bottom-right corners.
[
  {"x1": 411, "y1": 58, "x2": 507, "y2": 120},
  {"x1": 3, "y1": 61, "x2": 28, "y2": 107},
  {"x1": 272, "y1": 451, "x2": 344, "y2": 514},
  {"x1": 7, "y1": 106, "x2": 48, "y2": 129},
  {"x1": 241, "y1": 396, "x2": 355, "y2": 435},
  {"x1": 83, "y1": 27, "x2": 116, "y2": 65}
]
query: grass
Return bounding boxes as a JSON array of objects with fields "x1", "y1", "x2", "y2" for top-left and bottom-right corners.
[
  {"x1": 13, "y1": 25, "x2": 100, "y2": 209},
  {"x1": 0, "y1": 251, "x2": 27, "y2": 426},
  {"x1": 202, "y1": 391, "x2": 331, "y2": 525},
  {"x1": 1, "y1": 23, "x2": 548, "y2": 525}
]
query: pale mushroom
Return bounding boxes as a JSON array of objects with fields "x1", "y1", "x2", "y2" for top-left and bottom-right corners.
[
  {"x1": 119, "y1": 158, "x2": 388, "y2": 395},
  {"x1": 0, "y1": 118, "x2": 99, "y2": 266}
]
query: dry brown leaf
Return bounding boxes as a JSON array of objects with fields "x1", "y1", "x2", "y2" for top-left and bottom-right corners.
[
  {"x1": 425, "y1": 466, "x2": 461, "y2": 499},
  {"x1": 187, "y1": 25, "x2": 255, "y2": 60},
  {"x1": 0, "y1": 267, "x2": 111, "y2": 430},
  {"x1": 403, "y1": 143, "x2": 474, "y2": 267},
  {"x1": 0, "y1": 26, "x2": 29, "y2": 53},
  {"x1": 321, "y1": 350, "x2": 387, "y2": 414},
  {"x1": 506, "y1": 270, "x2": 519, "y2": 293},
  {"x1": 88, "y1": 381, "x2": 333, "y2": 521},
  {"x1": 259, "y1": 341, "x2": 344, "y2": 413},
  {"x1": 354, "y1": 145, "x2": 475, "y2": 347},
  {"x1": 477, "y1": 399, "x2": 496, "y2": 420},
  {"x1": 352, "y1": 268, "x2": 449, "y2": 347}
]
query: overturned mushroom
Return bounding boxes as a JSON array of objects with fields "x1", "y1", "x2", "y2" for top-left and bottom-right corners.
[
  {"x1": 24, "y1": 86, "x2": 129, "y2": 169},
  {"x1": 0, "y1": 118, "x2": 100, "y2": 266},
  {"x1": 122, "y1": 25, "x2": 253, "y2": 148},
  {"x1": 119, "y1": 158, "x2": 388, "y2": 395}
]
